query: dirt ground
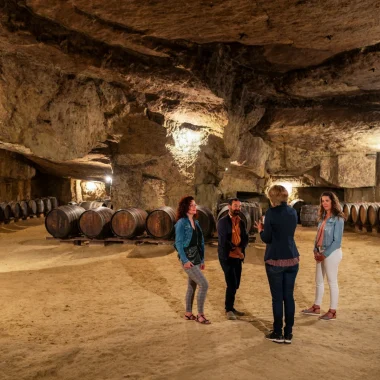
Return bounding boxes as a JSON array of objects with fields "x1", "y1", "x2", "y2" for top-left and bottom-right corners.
[{"x1": 0, "y1": 218, "x2": 379, "y2": 380}]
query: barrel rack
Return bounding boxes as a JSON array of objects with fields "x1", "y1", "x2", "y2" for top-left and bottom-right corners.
[{"x1": 45, "y1": 235, "x2": 256, "y2": 247}]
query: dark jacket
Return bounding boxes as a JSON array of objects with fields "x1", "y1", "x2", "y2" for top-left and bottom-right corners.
[
  {"x1": 260, "y1": 202, "x2": 299, "y2": 261},
  {"x1": 217, "y1": 214, "x2": 249, "y2": 261}
]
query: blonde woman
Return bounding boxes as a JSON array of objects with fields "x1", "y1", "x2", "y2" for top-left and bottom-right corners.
[
  {"x1": 301, "y1": 191, "x2": 345, "y2": 321},
  {"x1": 254, "y1": 185, "x2": 299, "y2": 344}
]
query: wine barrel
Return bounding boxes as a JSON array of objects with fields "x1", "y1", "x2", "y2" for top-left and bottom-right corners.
[
  {"x1": 217, "y1": 205, "x2": 252, "y2": 233},
  {"x1": 8, "y1": 201, "x2": 21, "y2": 219},
  {"x1": 146, "y1": 206, "x2": 176, "y2": 239},
  {"x1": 79, "y1": 201, "x2": 104, "y2": 210},
  {"x1": 0, "y1": 202, "x2": 12, "y2": 222},
  {"x1": 217, "y1": 203, "x2": 228, "y2": 212},
  {"x1": 290, "y1": 199, "x2": 306, "y2": 224},
  {"x1": 45, "y1": 205, "x2": 86, "y2": 238},
  {"x1": 27, "y1": 200, "x2": 37, "y2": 215},
  {"x1": 19, "y1": 200, "x2": 29, "y2": 218},
  {"x1": 300, "y1": 205, "x2": 319, "y2": 227},
  {"x1": 48, "y1": 197, "x2": 59, "y2": 209},
  {"x1": 342, "y1": 203, "x2": 354, "y2": 223},
  {"x1": 196, "y1": 205, "x2": 216, "y2": 238},
  {"x1": 350, "y1": 203, "x2": 362, "y2": 224},
  {"x1": 79, "y1": 207, "x2": 115, "y2": 239},
  {"x1": 35, "y1": 199, "x2": 45, "y2": 214},
  {"x1": 42, "y1": 198, "x2": 52, "y2": 215},
  {"x1": 363, "y1": 203, "x2": 380, "y2": 227},
  {"x1": 111, "y1": 208, "x2": 148, "y2": 238},
  {"x1": 241, "y1": 202, "x2": 262, "y2": 233},
  {"x1": 102, "y1": 200, "x2": 113, "y2": 209}
]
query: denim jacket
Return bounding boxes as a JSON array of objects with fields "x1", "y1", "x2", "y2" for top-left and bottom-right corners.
[
  {"x1": 174, "y1": 217, "x2": 205, "y2": 264},
  {"x1": 314, "y1": 215, "x2": 344, "y2": 258}
]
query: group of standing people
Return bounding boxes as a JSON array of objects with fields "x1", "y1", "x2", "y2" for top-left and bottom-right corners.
[{"x1": 174, "y1": 186, "x2": 345, "y2": 344}]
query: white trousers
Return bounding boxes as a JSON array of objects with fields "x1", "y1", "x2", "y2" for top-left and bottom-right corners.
[{"x1": 314, "y1": 248, "x2": 343, "y2": 310}]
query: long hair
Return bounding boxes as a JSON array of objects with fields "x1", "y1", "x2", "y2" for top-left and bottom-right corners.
[
  {"x1": 176, "y1": 196, "x2": 196, "y2": 221},
  {"x1": 318, "y1": 191, "x2": 345, "y2": 221}
]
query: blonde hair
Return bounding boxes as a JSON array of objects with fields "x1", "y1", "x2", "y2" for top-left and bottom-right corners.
[{"x1": 267, "y1": 185, "x2": 288, "y2": 206}]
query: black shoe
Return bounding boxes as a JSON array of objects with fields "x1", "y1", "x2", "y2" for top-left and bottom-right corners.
[
  {"x1": 232, "y1": 309, "x2": 245, "y2": 316},
  {"x1": 265, "y1": 331, "x2": 284, "y2": 343},
  {"x1": 284, "y1": 333, "x2": 293, "y2": 344}
]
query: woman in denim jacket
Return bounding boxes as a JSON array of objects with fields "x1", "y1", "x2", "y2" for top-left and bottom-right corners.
[
  {"x1": 175, "y1": 196, "x2": 210, "y2": 324},
  {"x1": 302, "y1": 191, "x2": 345, "y2": 321}
]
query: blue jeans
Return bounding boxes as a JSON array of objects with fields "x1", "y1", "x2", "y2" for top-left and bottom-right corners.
[{"x1": 265, "y1": 263, "x2": 299, "y2": 335}]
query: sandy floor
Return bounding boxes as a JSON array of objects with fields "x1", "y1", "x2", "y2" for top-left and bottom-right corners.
[{"x1": 0, "y1": 218, "x2": 379, "y2": 380}]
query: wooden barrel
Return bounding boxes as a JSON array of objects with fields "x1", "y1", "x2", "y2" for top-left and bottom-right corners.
[
  {"x1": 8, "y1": 201, "x2": 21, "y2": 219},
  {"x1": 19, "y1": 200, "x2": 29, "y2": 218},
  {"x1": 48, "y1": 197, "x2": 59, "y2": 209},
  {"x1": 27, "y1": 200, "x2": 37, "y2": 215},
  {"x1": 350, "y1": 203, "x2": 362, "y2": 224},
  {"x1": 0, "y1": 202, "x2": 12, "y2": 222},
  {"x1": 102, "y1": 200, "x2": 113, "y2": 209},
  {"x1": 217, "y1": 203, "x2": 228, "y2": 212},
  {"x1": 35, "y1": 199, "x2": 45, "y2": 214},
  {"x1": 111, "y1": 208, "x2": 148, "y2": 238},
  {"x1": 79, "y1": 207, "x2": 115, "y2": 239},
  {"x1": 217, "y1": 205, "x2": 252, "y2": 233},
  {"x1": 366, "y1": 203, "x2": 380, "y2": 227},
  {"x1": 45, "y1": 205, "x2": 86, "y2": 238},
  {"x1": 42, "y1": 198, "x2": 52, "y2": 215},
  {"x1": 146, "y1": 206, "x2": 176, "y2": 239},
  {"x1": 241, "y1": 202, "x2": 262, "y2": 233},
  {"x1": 79, "y1": 201, "x2": 104, "y2": 210},
  {"x1": 196, "y1": 205, "x2": 216, "y2": 238},
  {"x1": 300, "y1": 205, "x2": 319, "y2": 227},
  {"x1": 342, "y1": 203, "x2": 354, "y2": 223},
  {"x1": 290, "y1": 199, "x2": 306, "y2": 224}
]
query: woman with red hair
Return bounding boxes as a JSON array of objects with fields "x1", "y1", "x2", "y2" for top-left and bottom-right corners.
[{"x1": 175, "y1": 196, "x2": 210, "y2": 324}]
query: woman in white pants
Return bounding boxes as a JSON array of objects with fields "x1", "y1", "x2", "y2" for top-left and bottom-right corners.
[{"x1": 302, "y1": 192, "x2": 345, "y2": 321}]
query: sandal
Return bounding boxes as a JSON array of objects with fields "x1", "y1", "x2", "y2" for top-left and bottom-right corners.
[
  {"x1": 301, "y1": 304, "x2": 320, "y2": 315},
  {"x1": 196, "y1": 314, "x2": 211, "y2": 324},
  {"x1": 184, "y1": 314, "x2": 196, "y2": 321},
  {"x1": 319, "y1": 309, "x2": 337, "y2": 321}
]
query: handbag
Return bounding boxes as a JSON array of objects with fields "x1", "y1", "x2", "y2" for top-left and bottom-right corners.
[{"x1": 184, "y1": 227, "x2": 201, "y2": 265}]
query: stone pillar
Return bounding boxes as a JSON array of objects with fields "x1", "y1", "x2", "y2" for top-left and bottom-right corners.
[{"x1": 376, "y1": 153, "x2": 380, "y2": 201}]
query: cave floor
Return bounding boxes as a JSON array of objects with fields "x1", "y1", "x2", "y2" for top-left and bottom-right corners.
[{"x1": 0, "y1": 219, "x2": 379, "y2": 380}]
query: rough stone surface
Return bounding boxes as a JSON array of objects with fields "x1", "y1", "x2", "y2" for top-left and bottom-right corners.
[{"x1": 1, "y1": 1, "x2": 380, "y2": 205}]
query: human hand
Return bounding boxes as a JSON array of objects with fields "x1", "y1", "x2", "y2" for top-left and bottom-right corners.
[
  {"x1": 254, "y1": 221, "x2": 263, "y2": 232},
  {"x1": 200, "y1": 263, "x2": 205, "y2": 270},
  {"x1": 183, "y1": 261, "x2": 194, "y2": 269},
  {"x1": 314, "y1": 252, "x2": 325, "y2": 262}
]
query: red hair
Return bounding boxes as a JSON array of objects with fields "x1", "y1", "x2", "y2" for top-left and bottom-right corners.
[{"x1": 176, "y1": 196, "x2": 197, "y2": 221}]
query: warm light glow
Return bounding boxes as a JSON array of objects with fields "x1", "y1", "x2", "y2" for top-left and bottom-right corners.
[
  {"x1": 85, "y1": 181, "x2": 97, "y2": 192},
  {"x1": 105, "y1": 176, "x2": 112, "y2": 183},
  {"x1": 279, "y1": 182, "x2": 293, "y2": 195},
  {"x1": 174, "y1": 129, "x2": 202, "y2": 153}
]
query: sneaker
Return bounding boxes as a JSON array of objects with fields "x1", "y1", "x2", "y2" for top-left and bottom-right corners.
[
  {"x1": 265, "y1": 331, "x2": 284, "y2": 343},
  {"x1": 284, "y1": 333, "x2": 293, "y2": 344},
  {"x1": 232, "y1": 309, "x2": 245, "y2": 316},
  {"x1": 226, "y1": 311, "x2": 237, "y2": 320}
]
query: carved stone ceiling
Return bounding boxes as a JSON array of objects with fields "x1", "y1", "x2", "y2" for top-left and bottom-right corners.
[{"x1": 0, "y1": 0, "x2": 380, "y2": 179}]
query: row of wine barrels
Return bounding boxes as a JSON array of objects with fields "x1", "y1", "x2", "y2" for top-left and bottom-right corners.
[
  {"x1": 45, "y1": 205, "x2": 86, "y2": 238},
  {"x1": 300, "y1": 205, "x2": 319, "y2": 227},
  {"x1": 353, "y1": 202, "x2": 380, "y2": 227},
  {"x1": 217, "y1": 205, "x2": 252, "y2": 233},
  {"x1": 290, "y1": 199, "x2": 306, "y2": 224}
]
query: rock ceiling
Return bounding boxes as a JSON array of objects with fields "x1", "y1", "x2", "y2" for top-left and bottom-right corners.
[{"x1": 1, "y1": 0, "x2": 380, "y2": 181}]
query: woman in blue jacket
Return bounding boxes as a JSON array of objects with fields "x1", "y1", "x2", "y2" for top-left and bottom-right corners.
[
  {"x1": 175, "y1": 196, "x2": 210, "y2": 324},
  {"x1": 302, "y1": 191, "x2": 345, "y2": 321},
  {"x1": 255, "y1": 185, "x2": 299, "y2": 344}
]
